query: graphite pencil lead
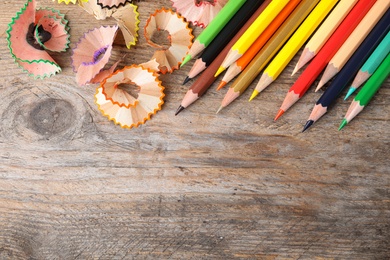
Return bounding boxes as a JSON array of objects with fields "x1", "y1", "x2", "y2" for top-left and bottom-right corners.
[
  {"x1": 302, "y1": 120, "x2": 314, "y2": 132},
  {"x1": 175, "y1": 105, "x2": 185, "y2": 116},
  {"x1": 182, "y1": 76, "x2": 191, "y2": 85}
]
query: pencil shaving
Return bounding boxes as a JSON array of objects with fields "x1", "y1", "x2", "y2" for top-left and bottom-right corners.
[
  {"x1": 79, "y1": 0, "x2": 113, "y2": 20},
  {"x1": 6, "y1": 0, "x2": 70, "y2": 78},
  {"x1": 79, "y1": 1, "x2": 140, "y2": 48},
  {"x1": 53, "y1": 0, "x2": 88, "y2": 4},
  {"x1": 35, "y1": 8, "x2": 68, "y2": 28},
  {"x1": 97, "y1": 0, "x2": 137, "y2": 9},
  {"x1": 144, "y1": 8, "x2": 193, "y2": 74},
  {"x1": 171, "y1": 0, "x2": 228, "y2": 28},
  {"x1": 35, "y1": 15, "x2": 70, "y2": 52},
  {"x1": 95, "y1": 64, "x2": 165, "y2": 128},
  {"x1": 112, "y1": 4, "x2": 140, "y2": 48},
  {"x1": 72, "y1": 25, "x2": 118, "y2": 86},
  {"x1": 89, "y1": 59, "x2": 121, "y2": 84}
]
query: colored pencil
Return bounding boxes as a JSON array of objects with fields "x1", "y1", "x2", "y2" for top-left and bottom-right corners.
[
  {"x1": 316, "y1": 0, "x2": 390, "y2": 91},
  {"x1": 217, "y1": 0, "x2": 302, "y2": 90},
  {"x1": 175, "y1": 0, "x2": 272, "y2": 115},
  {"x1": 274, "y1": 0, "x2": 377, "y2": 121},
  {"x1": 215, "y1": 0, "x2": 290, "y2": 77},
  {"x1": 292, "y1": 0, "x2": 359, "y2": 76},
  {"x1": 345, "y1": 30, "x2": 390, "y2": 100},
  {"x1": 339, "y1": 53, "x2": 390, "y2": 130},
  {"x1": 251, "y1": 0, "x2": 338, "y2": 101},
  {"x1": 302, "y1": 9, "x2": 390, "y2": 132},
  {"x1": 180, "y1": 0, "x2": 247, "y2": 67},
  {"x1": 183, "y1": 0, "x2": 265, "y2": 84},
  {"x1": 216, "y1": 0, "x2": 319, "y2": 112}
]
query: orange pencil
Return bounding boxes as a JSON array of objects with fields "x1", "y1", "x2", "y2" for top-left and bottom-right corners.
[
  {"x1": 275, "y1": 0, "x2": 377, "y2": 121},
  {"x1": 217, "y1": 0, "x2": 302, "y2": 90}
]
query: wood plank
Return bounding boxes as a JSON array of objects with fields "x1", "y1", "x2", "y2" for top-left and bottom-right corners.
[{"x1": 0, "y1": 0, "x2": 389, "y2": 259}]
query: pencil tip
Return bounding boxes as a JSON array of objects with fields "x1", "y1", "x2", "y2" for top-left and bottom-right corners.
[
  {"x1": 181, "y1": 55, "x2": 191, "y2": 67},
  {"x1": 182, "y1": 76, "x2": 191, "y2": 85},
  {"x1": 302, "y1": 120, "x2": 314, "y2": 132},
  {"x1": 216, "y1": 105, "x2": 223, "y2": 114},
  {"x1": 249, "y1": 90, "x2": 259, "y2": 101},
  {"x1": 344, "y1": 87, "x2": 356, "y2": 100},
  {"x1": 338, "y1": 119, "x2": 347, "y2": 131},
  {"x1": 274, "y1": 109, "x2": 284, "y2": 121},
  {"x1": 215, "y1": 67, "x2": 225, "y2": 77},
  {"x1": 315, "y1": 81, "x2": 324, "y2": 92},
  {"x1": 175, "y1": 105, "x2": 185, "y2": 116},
  {"x1": 217, "y1": 81, "x2": 227, "y2": 91},
  {"x1": 291, "y1": 65, "x2": 299, "y2": 76}
]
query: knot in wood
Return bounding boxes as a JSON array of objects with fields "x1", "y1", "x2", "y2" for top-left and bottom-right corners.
[{"x1": 28, "y1": 98, "x2": 75, "y2": 136}]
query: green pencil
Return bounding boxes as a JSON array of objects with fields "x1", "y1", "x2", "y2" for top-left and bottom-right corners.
[
  {"x1": 345, "y1": 30, "x2": 390, "y2": 100},
  {"x1": 181, "y1": 0, "x2": 247, "y2": 66},
  {"x1": 339, "y1": 53, "x2": 390, "y2": 130}
]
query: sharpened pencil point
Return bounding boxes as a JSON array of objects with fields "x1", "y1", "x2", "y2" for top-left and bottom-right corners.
[
  {"x1": 302, "y1": 120, "x2": 314, "y2": 132},
  {"x1": 181, "y1": 55, "x2": 192, "y2": 67},
  {"x1": 338, "y1": 119, "x2": 348, "y2": 131},
  {"x1": 182, "y1": 76, "x2": 191, "y2": 85},
  {"x1": 274, "y1": 109, "x2": 284, "y2": 121},
  {"x1": 315, "y1": 81, "x2": 325, "y2": 92},
  {"x1": 249, "y1": 90, "x2": 259, "y2": 101},
  {"x1": 344, "y1": 87, "x2": 356, "y2": 100},
  {"x1": 175, "y1": 105, "x2": 185, "y2": 116},
  {"x1": 215, "y1": 67, "x2": 225, "y2": 77},
  {"x1": 217, "y1": 81, "x2": 227, "y2": 91},
  {"x1": 291, "y1": 64, "x2": 299, "y2": 76},
  {"x1": 216, "y1": 106, "x2": 223, "y2": 114}
]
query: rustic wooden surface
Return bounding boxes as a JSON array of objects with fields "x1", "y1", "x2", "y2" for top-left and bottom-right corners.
[{"x1": 1, "y1": 1, "x2": 389, "y2": 259}]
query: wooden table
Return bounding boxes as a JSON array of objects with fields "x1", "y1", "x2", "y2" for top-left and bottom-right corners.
[{"x1": 1, "y1": 1, "x2": 389, "y2": 259}]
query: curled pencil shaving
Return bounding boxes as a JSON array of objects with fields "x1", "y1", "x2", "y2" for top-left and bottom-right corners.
[
  {"x1": 79, "y1": 0, "x2": 113, "y2": 19},
  {"x1": 95, "y1": 64, "x2": 165, "y2": 128},
  {"x1": 89, "y1": 58, "x2": 122, "y2": 84},
  {"x1": 97, "y1": 0, "x2": 139, "y2": 9},
  {"x1": 91, "y1": 57, "x2": 159, "y2": 84},
  {"x1": 53, "y1": 0, "x2": 88, "y2": 4},
  {"x1": 35, "y1": 15, "x2": 70, "y2": 52},
  {"x1": 144, "y1": 8, "x2": 193, "y2": 74},
  {"x1": 35, "y1": 8, "x2": 68, "y2": 28},
  {"x1": 112, "y1": 3, "x2": 140, "y2": 48},
  {"x1": 171, "y1": 0, "x2": 228, "y2": 28},
  {"x1": 72, "y1": 25, "x2": 118, "y2": 86},
  {"x1": 6, "y1": 0, "x2": 70, "y2": 78},
  {"x1": 79, "y1": 0, "x2": 140, "y2": 49}
]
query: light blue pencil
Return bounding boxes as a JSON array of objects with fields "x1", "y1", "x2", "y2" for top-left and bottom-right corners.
[{"x1": 345, "y1": 30, "x2": 390, "y2": 100}]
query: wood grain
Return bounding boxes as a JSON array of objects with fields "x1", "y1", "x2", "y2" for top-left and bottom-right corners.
[{"x1": 0, "y1": 1, "x2": 389, "y2": 259}]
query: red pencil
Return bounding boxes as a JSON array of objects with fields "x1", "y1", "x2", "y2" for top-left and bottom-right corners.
[{"x1": 275, "y1": 0, "x2": 377, "y2": 121}]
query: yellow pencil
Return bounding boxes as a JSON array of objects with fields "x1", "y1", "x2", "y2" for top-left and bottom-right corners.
[
  {"x1": 215, "y1": 0, "x2": 290, "y2": 77},
  {"x1": 251, "y1": 0, "x2": 338, "y2": 100},
  {"x1": 292, "y1": 0, "x2": 359, "y2": 75},
  {"x1": 316, "y1": 0, "x2": 390, "y2": 91}
]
